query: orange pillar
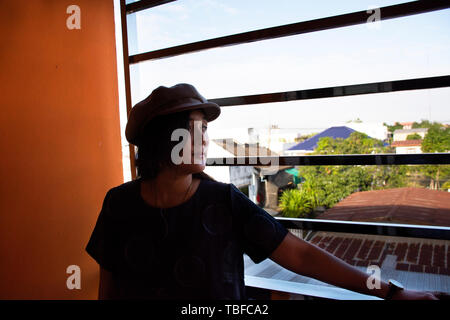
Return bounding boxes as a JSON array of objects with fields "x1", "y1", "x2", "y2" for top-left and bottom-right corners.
[{"x1": 0, "y1": 0, "x2": 123, "y2": 299}]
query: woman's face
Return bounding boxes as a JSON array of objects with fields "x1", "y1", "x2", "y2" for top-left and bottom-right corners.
[{"x1": 176, "y1": 109, "x2": 209, "y2": 174}]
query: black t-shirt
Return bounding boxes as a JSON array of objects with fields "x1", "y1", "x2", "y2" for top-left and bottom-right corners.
[{"x1": 85, "y1": 178, "x2": 288, "y2": 299}]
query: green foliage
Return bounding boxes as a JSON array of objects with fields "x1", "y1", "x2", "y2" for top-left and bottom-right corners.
[
  {"x1": 279, "y1": 123, "x2": 450, "y2": 212},
  {"x1": 422, "y1": 126, "x2": 450, "y2": 153},
  {"x1": 414, "y1": 123, "x2": 450, "y2": 189},
  {"x1": 294, "y1": 132, "x2": 317, "y2": 143},
  {"x1": 384, "y1": 122, "x2": 403, "y2": 133},
  {"x1": 406, "y1": 133, "x2": 422, "y2": 140},
  {"x1": 280, "y1": 130, "x2": 409, "y2": 212},
  {"x1": 412, "y1": 120, "x2": 443, "y2": 130},
  {"x1": 299, "y1": 131, "x2": 407, "y2": 209},
  {"x1": 279, "y1": 176, "x2": 322, "y2": 218},
  {"x1": 442, "y1": 180, "x2": 450, "y2": 190},
  {"x1": 412, "y1": 165, "x2": 450, "y2": 190},
  {"x1": 279, "y1": 188, "x2": 318, "y2": 218},
  {"x1": 295, "y1": 165, "x2": 407, "y2": 209},
  {"x1": 370, "y1": 165, "x2": 409, "y2": 189},
  {"x1": 315, "y1": 132, "x2": 385, "y2": 155}
]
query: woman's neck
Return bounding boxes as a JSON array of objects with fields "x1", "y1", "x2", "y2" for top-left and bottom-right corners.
[{"x1": 141, "y1": 169, "x2": 199, "y2": 208}]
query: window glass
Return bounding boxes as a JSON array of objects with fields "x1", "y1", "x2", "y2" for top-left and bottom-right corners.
[
  {"x1": 129, "y1": 8, "x2": 450, "y2": 102},
  {"x1": 126, "y1": 2, "x2": 450, "y2": 231},
  {"x1": 127, "y1": 0, "x2": 408, "y2": 54}
]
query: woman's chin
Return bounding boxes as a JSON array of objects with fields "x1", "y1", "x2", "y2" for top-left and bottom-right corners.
[{"x1": 177, "y1": 163, "x2": 205, "y2": 174}]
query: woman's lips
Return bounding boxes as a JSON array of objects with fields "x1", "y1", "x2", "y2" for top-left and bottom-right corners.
[{"x1": 191, "y1": 153, "x2": 205, "y2": 164}]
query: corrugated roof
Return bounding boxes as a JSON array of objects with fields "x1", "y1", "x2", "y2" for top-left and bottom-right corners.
[
  {"x1": 288, "y1": 126, "x2": 355, "y2": 151},
  {"x1": 317, "y1": 187, "x2": 450, "y2": 227}
]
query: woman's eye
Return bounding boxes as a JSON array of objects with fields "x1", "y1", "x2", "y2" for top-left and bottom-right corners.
[{"x1": 202, "y1": 125, "x2": 208, "y2": 131}]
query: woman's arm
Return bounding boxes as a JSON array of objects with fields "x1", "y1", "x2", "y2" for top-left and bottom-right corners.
[{"x1": 269, "y1": 232, "x2": 438, "y2": 300}]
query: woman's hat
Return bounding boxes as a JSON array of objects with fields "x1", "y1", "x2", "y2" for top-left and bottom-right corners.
[{"x1": 125, "y1": 83, "x2": 221, "y2": 145}]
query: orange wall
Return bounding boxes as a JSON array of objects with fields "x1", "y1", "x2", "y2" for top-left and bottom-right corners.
[{"x1": 0, "y1": 0, "x2": 124, "y2": 299}]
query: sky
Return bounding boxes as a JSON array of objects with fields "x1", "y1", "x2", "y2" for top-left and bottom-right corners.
[{"x1": 124, "y1": 0, "x2": 450, "y2": 135}]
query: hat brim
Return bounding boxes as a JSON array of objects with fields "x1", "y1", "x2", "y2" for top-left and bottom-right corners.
[
  {"x1": 126, "y1": 101, "x2": 221, "y2": 145},
  {"x1": 157, "y1": 101, "x2": 221, "y2": 122}
]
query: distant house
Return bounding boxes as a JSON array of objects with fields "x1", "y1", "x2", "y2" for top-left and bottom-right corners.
[
  {"x1": 345, "y1": 122, "x2": 388, "y2": 141},
  {"x1": 393, "y1": 128, "x2": 428, "y2": 141},
  {"x1": 400, "y1": 122, "x2": 414, "y2": 130},
  {"x1": 391, "y1": 139, "x2": 423, "y2": 154},
  {"x1": 248, "y1": 127, "x2": 304, "y2": 155},
  {"x1": 203, "y1": 139, "x2": 236, "y2": 184},
  {"x1": 286, "y1": 126, "x2": 356, "y2": 155},
  {"x1": 205, "y1": 138, "x2": 280, "y2": 205},
  {"x1": 204, "y1": 139, "x2": 257, "y2": 189},
  {"x1": 317, "y1": 187, "x2": 450, "y2": 227}
]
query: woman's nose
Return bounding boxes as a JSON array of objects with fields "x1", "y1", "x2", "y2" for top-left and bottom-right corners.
[{"x1": 202, "y1": 132, "x2": 208, "y2": 146}]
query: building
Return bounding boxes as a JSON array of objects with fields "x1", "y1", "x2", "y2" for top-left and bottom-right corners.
[
  {"x1": 202, "y1": 139, "x2": 236, "y2": 184},
  {"x1": 391, "y1": 139, "x2": 423, "y2": 154},
  {"x1": 248, "y1": 127, "x2": 305, "y2": 155},
  {"x1": 393, "y1": 128, "x2": 428, "y2": 141},
  {"x1": 345, "y1": 121, "x2": 388, "y2": 141},
  {"x1": 316, "y1": 187, "x2": 450, "y2": 227},
  {"x1": 206, "y1": 138, "x2": 280, "y2": 204},
  {"x1": 286, "y1": 126, "x2": 356, "y2": 155},
  {"x1": 400, "y1": 122, "x2": 414, "y2": 130}
]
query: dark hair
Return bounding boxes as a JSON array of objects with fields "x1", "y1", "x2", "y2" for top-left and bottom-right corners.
[{"x1": 135, "y1": 110, "x2": 215, "y2": 181}]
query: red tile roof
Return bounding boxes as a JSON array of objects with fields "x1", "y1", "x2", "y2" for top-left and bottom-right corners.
[
  {"x1": 309, "y1": 232, "x2": 450, "y2": 276},
  {"x1": 317, "y1": 187, "x2": 450, "y2": 227},
  {"x1": 391, "y1": 140, "x2": 422, "y2": 147}
]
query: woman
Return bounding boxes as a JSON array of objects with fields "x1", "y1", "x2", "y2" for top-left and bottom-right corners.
[{"x1": 86, "y1": 83, "x2": 439, "y2": 300}]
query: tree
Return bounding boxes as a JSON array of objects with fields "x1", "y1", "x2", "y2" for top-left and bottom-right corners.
[
  {"x1": 315, "y1": 132, "x2": 385, "y2": 155},
  {"x1": 280, "y1": 131, "x2": 408, "y2": 216},
  {"x1": 418, "y1": 126, "x2": 450, "y2": 189},
  {"x1": 279, "y1": 183, "x2": 320, "y2": 218},
  {"x1": 384, "y1": 122, "x2": 403, "y2": 133},
  {"x1": 406, "y1": 133, "x2": 422, "y2": 140},
  {"x1": 422, "y1": 126, "x2": 450, "y2": 153},
  {"x1": 412, "y1": 120, "x2": 443, "y2": 129},
  {"x1": 442, "y1": 181, "x2": 450, "y2": 190}
]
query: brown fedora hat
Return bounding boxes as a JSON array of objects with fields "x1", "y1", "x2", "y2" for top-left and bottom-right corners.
[{"x1": 125, "y1": 83, "x2": 221, "y2": 145}]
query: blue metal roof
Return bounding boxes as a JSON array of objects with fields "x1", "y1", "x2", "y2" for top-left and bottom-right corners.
[{"x1": 288, "y1": 126, "x2": 356, "y2": 151}]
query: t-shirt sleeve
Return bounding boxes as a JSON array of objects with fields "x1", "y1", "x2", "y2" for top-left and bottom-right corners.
[
  {"x1": 85, "y1": 189, "x2": 116, "y2": 272},
  {"x1": 229, "y1": 183, "x2": 288, "y2": 264}
]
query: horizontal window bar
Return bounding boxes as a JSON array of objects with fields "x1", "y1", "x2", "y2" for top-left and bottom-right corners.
[
  {"x1": 277, "y1": 217, "x2": 450, "y2": 241},
  {"x1": 125, "y1": 0, "x2": 176, "y2": 14},
  {"x1": 129, "y1": 0, "x2": 450, "y2": 63},
  {"x1": 206, "y1": 153, "x2": 450, "y2": 166},
  {"x1": 208, "y1": 76, "x2": 450, "y2": 107},
  {"x1": 211, "y1": 76, "x2": 450, "y2": 106}
]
